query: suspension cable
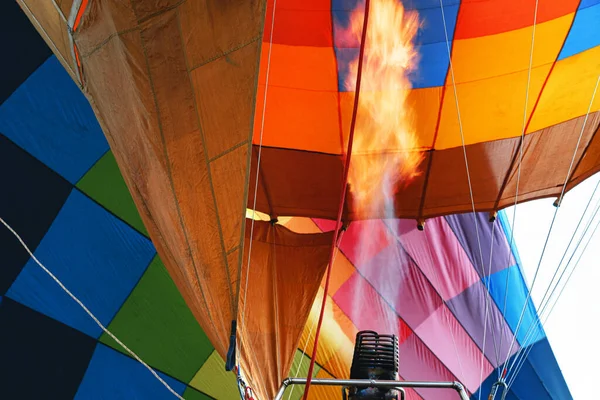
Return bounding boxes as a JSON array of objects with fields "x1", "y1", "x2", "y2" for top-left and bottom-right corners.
[
  {"x1": 498, "y1": 0, "x2": 540, "y2": 364},
  {"x1": 302, "y1": 1, "x2": 371, "y2": 397},
  {"x1": 505, "y1": 183, "x2": 600, "y2": 385},
  {"x1": 507, "y1": 206, "x2": 600, "y2": 389},
  {"x1": 501, "y1": 74, "x2": 600, "y2": 378},
  {"x1": 439, "y1": 0, "x2": 503, "y2": 388}
]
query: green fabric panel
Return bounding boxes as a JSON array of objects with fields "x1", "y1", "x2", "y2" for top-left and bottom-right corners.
[
  {"x1": 100, "y1": 256, "x2": 214, "y2": 383},
  {"x1": 183, "y1": 387, "x2": 213, "y2": 400},
  {"x1": 189, "y1": 350, "x2": 239, "y2": 399},
  {"x1": 76, "y1": 150, "x2": 148, "y2": 236},
  {"x1": 286, "y1": 350, "x2": 322, "y2": 400}
]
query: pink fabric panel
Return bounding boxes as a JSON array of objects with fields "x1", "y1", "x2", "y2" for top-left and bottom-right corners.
[
  {"x1": 333, "y1": 271, "x2": 412, "y2": 343},
  {"x1": 399, "y1": 334, "x2": 465, "y2": 400},
  {"x1": 415, "y1": 305, "x2": 494, "y2": 393}
]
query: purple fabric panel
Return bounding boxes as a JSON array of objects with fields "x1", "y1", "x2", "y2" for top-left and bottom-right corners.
[
  {"x1": 359, "y1": 242, "x2": 443, "y2": 329},
  {"x1": 446, "y1": 281, "x2": 520, "y2": 368},
  {"x1": 445, "y1": 213, "x2": 515, "y2": 277},
  {"x1": 391, "y1": 218, "x2": 481, "y2": 301},
  {"x1": 398, "y1": 334, "x2": 463, "y2": 400}
]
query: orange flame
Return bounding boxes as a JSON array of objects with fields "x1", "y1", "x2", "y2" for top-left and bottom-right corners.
[{"x1": 344, "y1": 0, "x2": 423, "y2": 219}]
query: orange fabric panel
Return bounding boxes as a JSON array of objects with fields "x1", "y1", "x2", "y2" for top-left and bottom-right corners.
[
  {"x1": 528, "y1": 46, "x2": 600, "y2": 133},
  {"x1": 449, "y1": 13, "x2": 573, "y2": 84},
  {"x1": 258, "y1": 43, "x2": 338, "y2": 91},
  {"x1": 454, "y1": 0, "x2": 580, "y2": 39},
  {"x1": 238, "y1": 222, "x2": 334, "y2": 400},
  {"x1": 263, "y1": 0, "x2": 333, "y2": 47},
  {"x1": 435, "y1": 64, "x2": 552, "y2": 150},
  {"x1": 253, "y1": 85, "x2": 342, "y2": 153}
]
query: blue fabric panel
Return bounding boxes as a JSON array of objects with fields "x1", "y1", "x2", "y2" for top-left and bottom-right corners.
[
  {"x1": 332, "y1": 0, "x2": 458, "y2": 90},
  {"x1": 75, "y1": 344, "x2": 186, "y2": 399},
  {"x1": 0, "y1": 56, "x2": 108, "y2": 183},
  {"x1": 498, "y1": 210, "x2": 523, "y2": 270},
  {"x1": 523, "y1": 338, "x2": 573, "y2": 400},
  {"x1": 410, "y1": 42, "x2": 452, "y2": 88},
  {"x1": 6, "y1": 190, "x2": 155, "y2": 338},
  {"x1": 580, "y1": 0, "x2": 600, "y2": 10},
  {"x1": 483, "y1": 265, "x2": 545, "y2": 346},
  {"x1": 472, "y1": 339, "x2": 572, "y2": 400},
  {"x1": 558, "y1": 2, "x2": 600, "y2": 60}
]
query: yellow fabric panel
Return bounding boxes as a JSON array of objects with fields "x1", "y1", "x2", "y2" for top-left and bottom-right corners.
[
  {"x1": 259, "y1": 43, "x2": 338, "y2": 91},
  {"x1": 189, "y1": 350, "x2": 239, "y2": 399},
  {"x1": 435, "y1": 64, "x2": 552, "y2": 150},
  {"x1": 449, "y1": 13, "x2": 574, "y2": 84},
  {"x1": 528, "y1": 45, "x2": 600, "y2": 133},
  {"x1": 299, "y1": 288, "x2": 357, "y2": 380},
  {"x1": 307, "y1": 369, "x2": 339, "y2": 400}
]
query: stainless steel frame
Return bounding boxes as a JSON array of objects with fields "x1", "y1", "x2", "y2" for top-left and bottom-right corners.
[{"x1": 274, "y1": 378, "x2": 470, "y2": 400}]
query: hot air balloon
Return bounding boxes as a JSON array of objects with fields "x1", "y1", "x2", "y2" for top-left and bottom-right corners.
[{"x1": 1, "y1": 0, "x2": 598, "y2": 399}]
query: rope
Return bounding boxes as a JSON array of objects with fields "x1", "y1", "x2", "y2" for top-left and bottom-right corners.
[
  {"x1": 501, "y1": 74, "x2": 600, "y2": 378},
  {"x1": 302, "y1": 1, "x2": 371, "y2": 397},
  {"x1": 0, "y1": 217, "x2": 184, "y2": 400},
  {"x1": 498, "y1": 0, "x2": 540, "y2": 366}
]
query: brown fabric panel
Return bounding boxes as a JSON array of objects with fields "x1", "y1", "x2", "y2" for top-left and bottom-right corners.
[
  {"x1": 80, "y1": 23, "x2": 222, "y2": 351},
  {"x1": 141, "y1": 9, "x2": 237, "y2": 354},
  {"x1": 21, "y1": 0, "x2": 76, "y2": 78},
  {"x1": 178, "y1": 0, "x2": 263, "y2": 68},
  {"x1": 248, "y1": 147, "x2": 345, "y2": 220},
  {"x1": 75, "y1": 0, "x2": 266, "y2": 361},
  {"x1": 75, "y1": 0, "x2": 138, "y2": 55},
  {"x1": 190, "y1": 41, "x2": 260, "y2": 159},
  {"x1": 130, "y1": 0, "x2": 182, "y2": 21},
  {"x1": 568, "y1": 112, "x2": 600, "y2": 189},
  {"x1": 252, "y1": 117, "x2": 600, "y2": 221},
  {"x1": 211, "y1": 145, "x2": 248, "y2": 253},
  {"x1": 238, "y1": 221, "x2": 334, "y2": 400},
  {"x1": 58, "y1": 0, "x2": 74, "y2": 16},
  {"x1": 501, "y1": 113, "x2": 600, "y2": 204},
  {"x1": 422, "y1": 139, "x2": 516, "y2": 217},
  {"x1": 345, "y1": 152, "x2": 427, "y2": 220}
]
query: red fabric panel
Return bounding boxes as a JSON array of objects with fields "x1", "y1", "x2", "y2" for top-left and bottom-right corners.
[
  {"x1": 455, "y1": 0, "x2": 580, "y2": 39},
  {"x1": 263, "y1": 0, "x2": 333, "y2": 47}
]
